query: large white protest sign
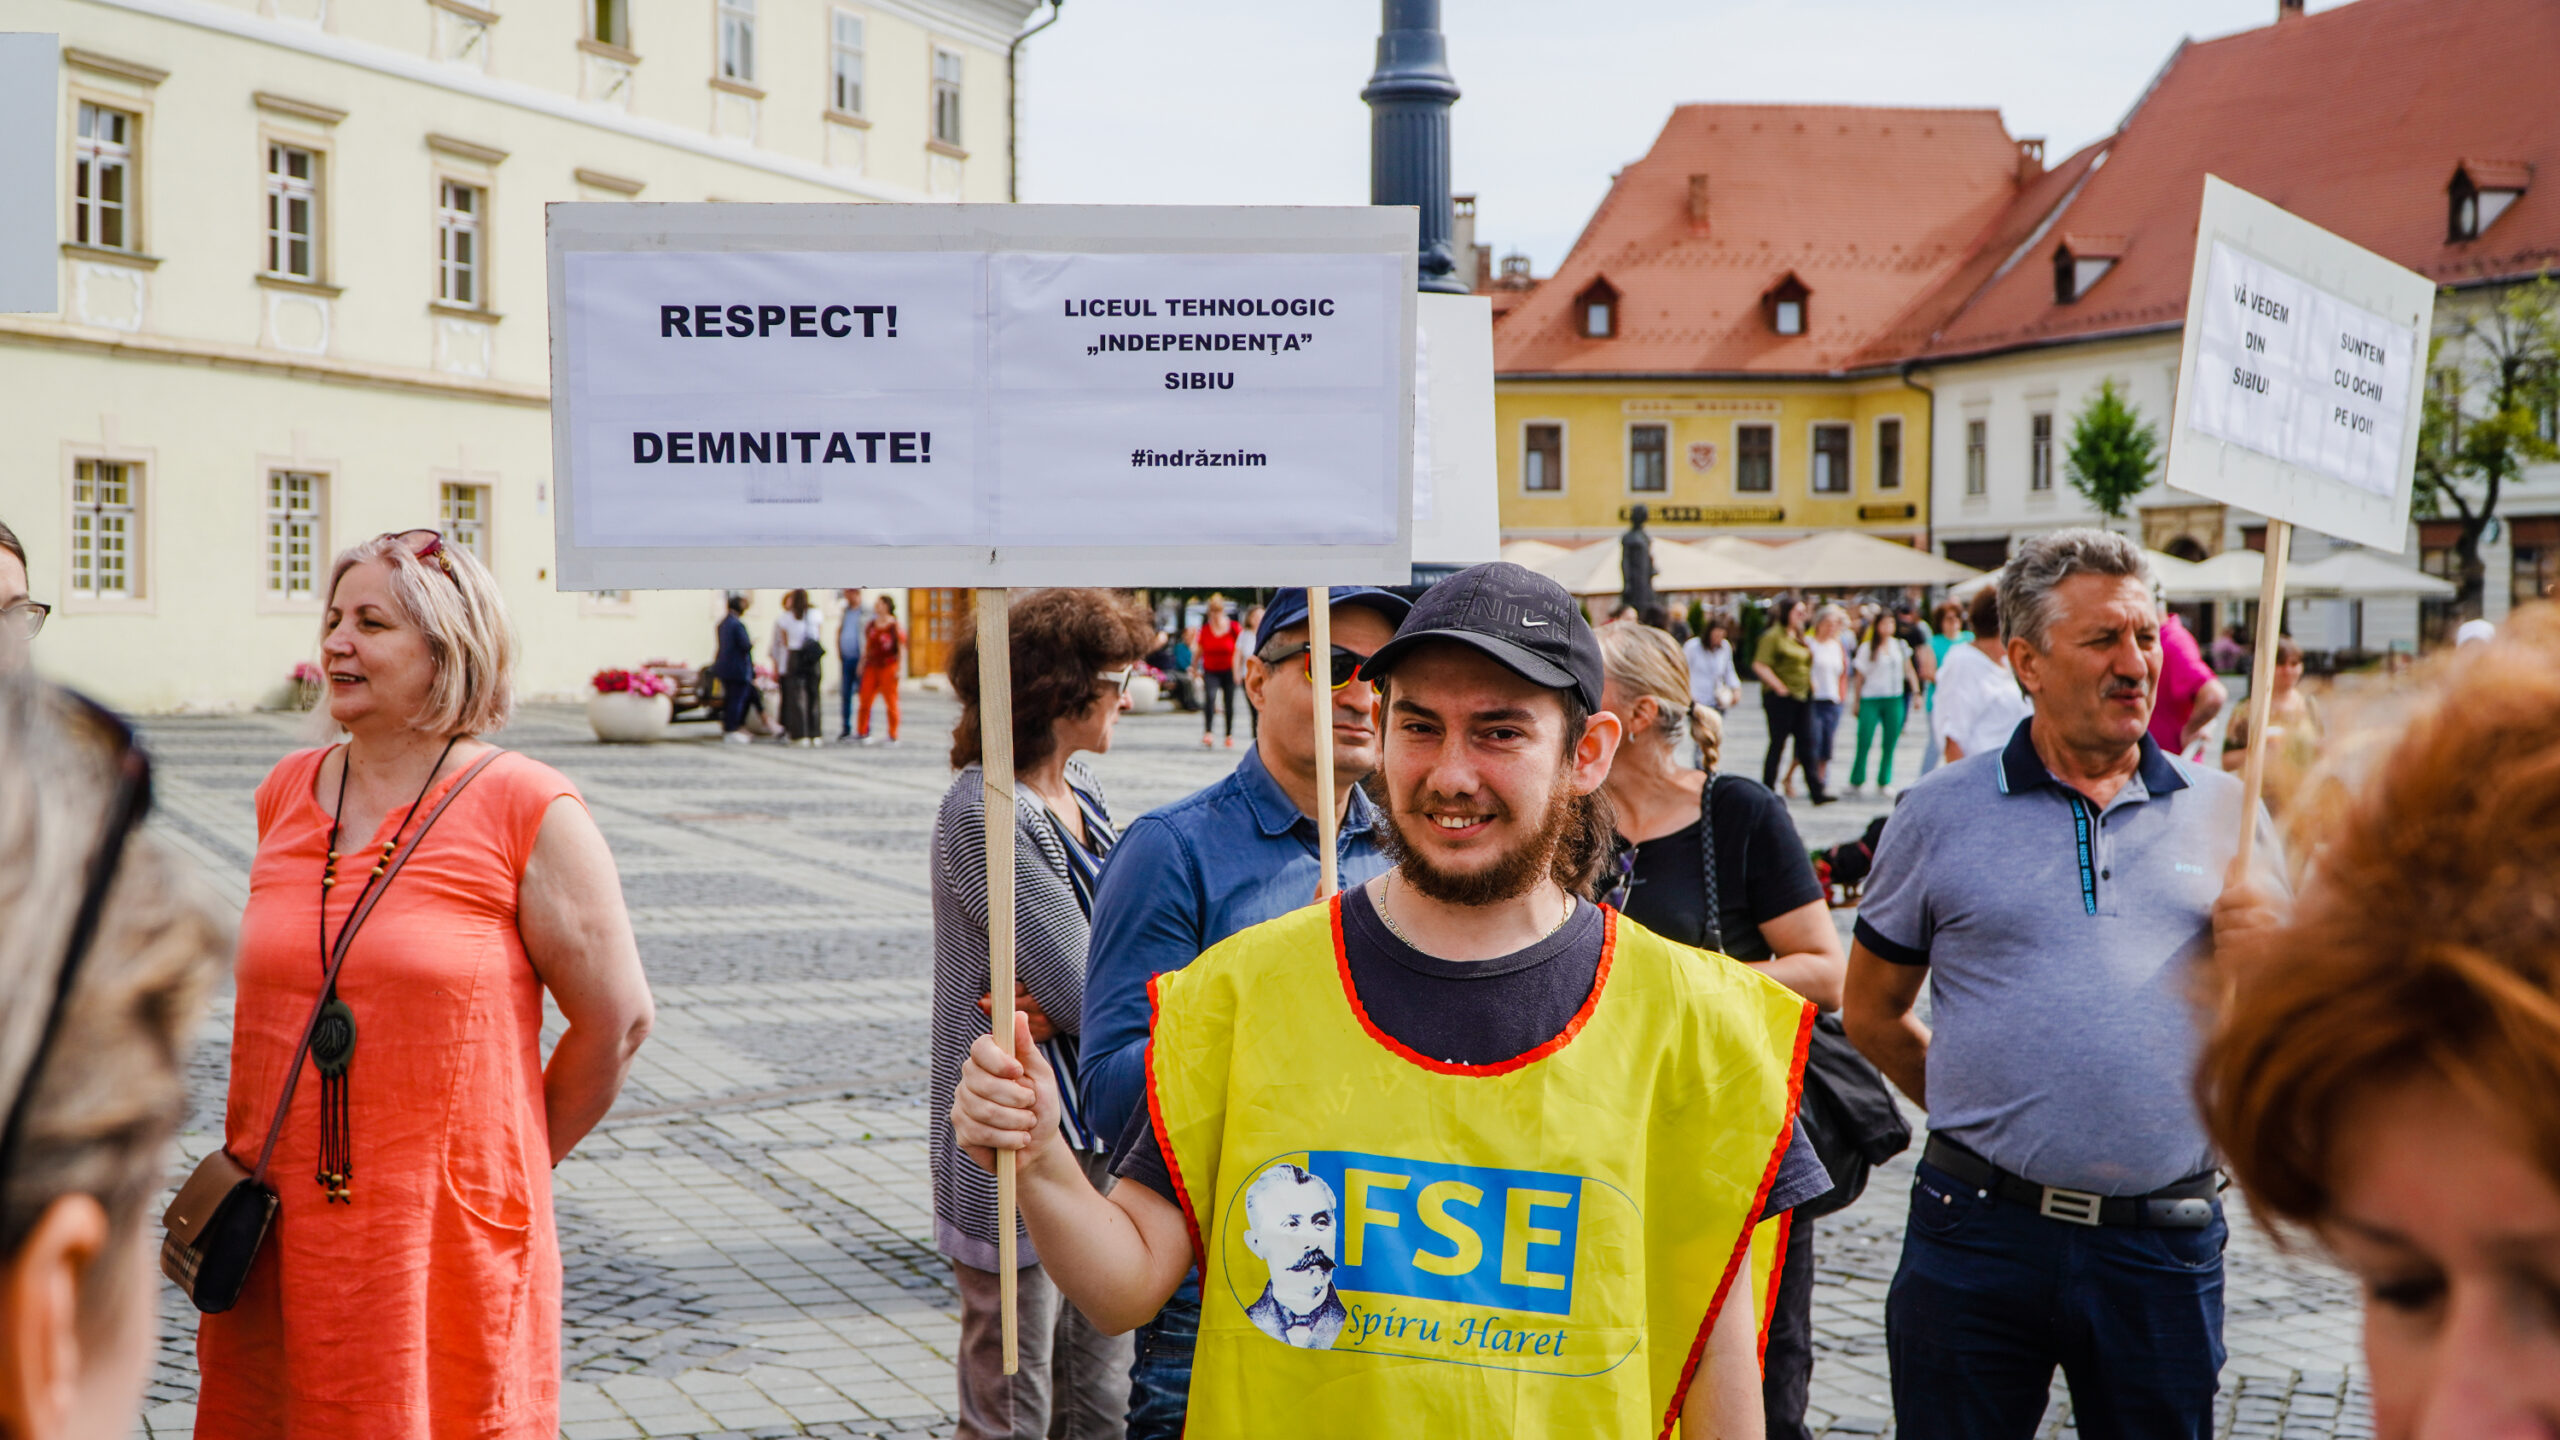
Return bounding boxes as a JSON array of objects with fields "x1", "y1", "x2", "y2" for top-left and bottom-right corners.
[
  {"x1": 547, "y1": 205, "x2": 1417, "y2": 589},
  {"x1": 2166, "y1": 176, "x2": 2434, "y2": 552},
  {"x1": 0, "y1": 35, "x2": 59, "y2": 315}
]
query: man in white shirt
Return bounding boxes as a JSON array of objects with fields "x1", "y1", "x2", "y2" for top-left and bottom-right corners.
[{"x1": 1934, "y1": 587, "x2": 2032, "y2": 763}]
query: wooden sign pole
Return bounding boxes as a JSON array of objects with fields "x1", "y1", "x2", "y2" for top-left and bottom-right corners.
[
  {"x1": 2232, "y1": 519, "x2": 2290, "y2": 878},
  {"x1": 1309, "y1": 587, "x2": 1339, "y2": 899},
  {"x1": 974, "y1": 586, "x2": 1022, "y2": 1375}
]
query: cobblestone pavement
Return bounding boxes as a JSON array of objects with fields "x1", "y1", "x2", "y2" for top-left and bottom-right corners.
[{"x1": 129, "y1": 684, "x2": 2370, "y2": 1438}]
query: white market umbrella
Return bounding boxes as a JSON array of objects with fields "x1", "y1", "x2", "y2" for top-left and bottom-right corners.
[
  {"x1": 2164, "y1": 549, "x2": 2265, "y2": 600},
  {"x1": 1767, "y1": 530, "x2": 1984, "y2": 590},
  {"x1": 1499, "y1": 539, "x2": 1572, "y2": 572},
  {"x1": 2286, "y1": 550, "x2": 2454, "y2": 598},
  {"x1": 1658, "y1": 538, "x2": 1789, "y2": 592}
]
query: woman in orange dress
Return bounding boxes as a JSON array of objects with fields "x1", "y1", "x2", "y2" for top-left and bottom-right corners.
[{"x1": 197, "y1": 531, "x2": 654, "y2": 1439}]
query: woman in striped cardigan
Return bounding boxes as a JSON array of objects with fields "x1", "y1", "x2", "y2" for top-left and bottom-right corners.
[{"x1": 930, "y1": 587, "x2": 1157, "y2": 1440}]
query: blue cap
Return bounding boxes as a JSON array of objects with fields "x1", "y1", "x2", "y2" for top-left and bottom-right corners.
[{"x1": 1252, "y1": 586, "x2": 1415, "y2": 655}]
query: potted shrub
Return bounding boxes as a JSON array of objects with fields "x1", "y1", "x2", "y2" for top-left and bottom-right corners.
[
  {"x1": 289, "y1": 661, "x2": 324, "y2": 712},
  {"x1": 587, "y1": 668, "x2": 675, "y2": 743}
]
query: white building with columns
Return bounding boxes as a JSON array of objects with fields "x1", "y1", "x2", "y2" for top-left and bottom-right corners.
[{"x1": 5, "y1": 0, "x2": 1037, "y2": 712}]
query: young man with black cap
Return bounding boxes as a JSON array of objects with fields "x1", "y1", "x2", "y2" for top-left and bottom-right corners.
[
  {"x1": 1077, "y1": 583, "x2": 1410, "y2": 1437},
  {"x1": 967, "y1": 563, "x2": 1823, "y2": 1438}
]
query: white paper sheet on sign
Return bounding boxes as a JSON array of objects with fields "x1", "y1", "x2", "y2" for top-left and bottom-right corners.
[{"x1": 2164, "y1": 177, "x2": 2435, "y2": 553}]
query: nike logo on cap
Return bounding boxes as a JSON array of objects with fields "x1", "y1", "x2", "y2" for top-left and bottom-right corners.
[{"x1": 1521, "y1": 617, "x2": 1550, "y2": 627}]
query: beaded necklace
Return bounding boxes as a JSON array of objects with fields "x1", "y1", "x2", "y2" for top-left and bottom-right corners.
[{"x1": 312, "y1": 735, "x2": 459, "y2": 1204}]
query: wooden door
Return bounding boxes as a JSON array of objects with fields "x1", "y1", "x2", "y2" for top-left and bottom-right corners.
[{"x1": 910, "y1": 587, "x2": 969, "y2": 677}]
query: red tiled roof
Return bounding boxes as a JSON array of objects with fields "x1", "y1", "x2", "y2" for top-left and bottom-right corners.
[
  {"x1": 1903, "y1": 0, "x2": 2560, "y2": 364},
  {"x1": 1494, "y1": 104, "x2": 2033, "y2": 377}
]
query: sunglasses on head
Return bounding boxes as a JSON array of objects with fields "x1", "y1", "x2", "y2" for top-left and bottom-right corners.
[
  {"x1": 1257, "y1": 642, "x2": 1372, "y2": 691},
  {"x1": 0, "y1": 689, "x2": 153, "y2": 1250},
  {"x1": 381, "y1": 528, "x2": 456, "y2": 579}
]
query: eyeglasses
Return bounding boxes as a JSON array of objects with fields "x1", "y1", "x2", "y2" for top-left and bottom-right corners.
[
  {"x1": 2, "y1": 600, "x2": 47, "y2": 640},
  {"x1": 0, "y1": 688, "x2": 154, "y2": 1249},
  {"x1": 381, "y1": 528, "x2": 456, "y2": 578},
  {"x1": 1257, "y1": 642, "x2": 1373, "y2": 691},
  {"x1": 1097, "y1": 667, "x2": 1135, "y2": 695}
]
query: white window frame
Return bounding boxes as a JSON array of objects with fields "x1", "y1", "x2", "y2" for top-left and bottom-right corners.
[
  {"x1": 265, "y1": 470, "x2": 328, "y2": 602},
  {"x1": 589, "y1": 0, "x2": 630, "y2": 48},
  {"x1": 931, "y1": 46, "x2": 964, "y2": 148},
  {"x1": 439, "y1": 481, "x2": 491, "y2": 567},
  {"x1": 1965, "y1": 416, "x2": 1988, "y2": 496},
  {"x1": 1733, "y1": 422, "x2": 1776, "y2": 495},
  {"x1": 1520, "y1": 420, "x2": 1566, "y2": 495},
  {"x1": 830, "y1": 9, "x2": 866, "y2": 117},
  {"x1": 265, "y1": 141, "x2": 321, "y2": 280},
  {"x1": 1876, "y1": 415, "x2": 1904, "y2": 491},
  {"x1": 719, "y1": 0, "x2": 758, "y2": 83},
  {"x1": 69, "y1": 458, "x2": 141, "y2": 602},
  {"x1": 2029, "y1": 411, "x2": 2055, "y2": 492},
  {"x1": 436, "y1": 178, "x2": 485, "y2": 309},
  {"x1": 1627, "y1": 423, "x2": 1669, "y2": 494},
  {"x1": 73, "y1": 102, "x2": 138, "y2": 252},
  {"x1": 1809, "y1": 421, "x2": 1852, "y2": 495}
]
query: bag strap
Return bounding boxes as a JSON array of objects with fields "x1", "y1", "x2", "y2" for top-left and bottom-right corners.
[
  {"x1": 248, "y1": 748, "x2": 505, "y2": 1185},
  {"x1": 1696, "y1": 769, "x2": 1724, "y2": 955}
]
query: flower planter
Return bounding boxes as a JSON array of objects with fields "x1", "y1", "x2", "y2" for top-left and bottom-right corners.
[{"x1": 586, "y1": 690, "x2": 673, "y2": 743}]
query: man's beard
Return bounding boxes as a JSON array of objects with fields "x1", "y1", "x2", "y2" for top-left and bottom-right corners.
[{"x1": 1378, "y1": 762, "x2": 1582, "y2": 907}]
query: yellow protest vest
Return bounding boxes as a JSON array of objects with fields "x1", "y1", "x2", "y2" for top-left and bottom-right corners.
[{"x1": 1145, "y1": 897, "x2": 1813, "y2": 1438}]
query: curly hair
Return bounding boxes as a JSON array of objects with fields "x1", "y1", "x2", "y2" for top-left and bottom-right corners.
[
  {"x1": 2198, "y1": 601, "x2": 2560, "y2": 1229},
  {"x1": 948, "y1": 589, "x2": 1157, "y2": 772}
]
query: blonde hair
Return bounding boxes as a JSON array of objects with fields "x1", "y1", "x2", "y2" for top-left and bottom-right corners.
[
  {"x1": 0, "y1": 679, "x2": 228, "y2": 1265},
  {"x1": 322, "y1": 535, "x2": 517, "y2": 736},
  {"x1": 1598, "y1": 624, "x2": 1715, "y2": 765}
]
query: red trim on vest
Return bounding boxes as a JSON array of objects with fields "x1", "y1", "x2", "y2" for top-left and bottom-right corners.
[
  {"x1": 1659, "y1": 998, "x2": 1817, "y2": 1439},
  {"x1": 1328, "y1": 893, "x2": 1619, "y2": 1077},
  {"x1": 1143, "y1": 973, "x2": 1207, "y2": 1266},
  {"x1": 1759, "y1": 1208, "x2": 1793, "y2": 1368}
]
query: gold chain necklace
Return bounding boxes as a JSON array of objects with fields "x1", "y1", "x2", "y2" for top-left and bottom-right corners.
[{"x1": 1375, "y1": 872, "x2": 1576, "y2": 954}]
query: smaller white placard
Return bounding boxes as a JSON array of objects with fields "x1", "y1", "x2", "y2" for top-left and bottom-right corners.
[
  {"x1": 0, "y1": 35, "x2": 60, "y2": 315},
  {"x1": 2166, "y1": 176, "x2": 2434, "y2": 552},
  {"x1": 1410, "y1": 292, "x2": 1500, "y2": 567}
]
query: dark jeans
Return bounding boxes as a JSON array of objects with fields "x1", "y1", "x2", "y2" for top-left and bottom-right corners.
[
  {"x1": 839, "y1": 653, "x2": 859, "y2": 736},
  {"x1": 1123, "y1": 1272, "x2": 1198, "y2": 1440},
  {"x1": 1809, "y1": 697, "x2": 1843, "y2": 774},
  {"x1": 1200, "y1": 670, "x2": 1236, "y2": 737},
  {"x1": 717, "y1": 675, "x2": 755, "y2": 733},
  {"x1": 1886, "y1": 1161, "x2": 2227, "y2": 1440},
  {"x1": 782, "y1": 648, "x2": 824, "y2": 740},
  {"x1": 1761, "y1": 690, "x2": 1825, "y2": 796},
  {"x1": 1763, "y1": 1215, "x2": 1817, "y2": 1440}
]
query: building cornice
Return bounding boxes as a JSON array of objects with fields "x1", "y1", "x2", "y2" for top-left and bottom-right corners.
[
  {"x1": 63, "y1": 45, "x2": 168, "y2": 85},
  {"x1": 1496, "y1": 365, "x2": 1911, "y2": 385},
  {"x1": 78, "y1": 0, "x2": 939, "y2": 204},
  {"x1": 0, "y1": 316, "x2": 550, "y2": 407}
]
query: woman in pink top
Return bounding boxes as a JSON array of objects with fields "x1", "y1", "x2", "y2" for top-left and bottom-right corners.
[{"x1": 2147, "y1": 610, "x2": 2227, "y2": 757}]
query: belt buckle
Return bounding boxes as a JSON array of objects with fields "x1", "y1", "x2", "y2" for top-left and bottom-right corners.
[{"x1": 2038, "y1": 1185, "x2": 2103, "y2": 1226}]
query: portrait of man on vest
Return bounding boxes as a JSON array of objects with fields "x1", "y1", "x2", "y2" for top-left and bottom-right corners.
[{"x1": 1239, "y1": 1162, "x2": 1345, "y2": 1349}]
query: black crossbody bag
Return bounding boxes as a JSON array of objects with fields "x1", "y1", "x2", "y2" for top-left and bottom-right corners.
[
  {"x1": 1689, "y1": 773, "x2": 1910, "y2": 1220},
  {"x1": 159, "y1": 750, "x2": 502, "y2": 1313}
]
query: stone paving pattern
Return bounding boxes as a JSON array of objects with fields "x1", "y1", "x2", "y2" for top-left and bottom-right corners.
[{"x1": 129, "y1": 684, "x2": 2371, "y2": 1438}]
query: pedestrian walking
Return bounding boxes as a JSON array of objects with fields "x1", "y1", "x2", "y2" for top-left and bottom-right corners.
[
  {"x1": 1194, "y1": 595, "x2": 1241, "y2": 748},
  {"x1": 1843, "y1": 528, "x2": 2277, "y2": 1440},
  {"x1": 856, "y1": 593, "x2": 907, "y2": 745},
  {"x1": 1806, "y1": 604, "x2": 1851, "y2": 803},
  {"x1": 0, "y1": 519, "x2": 45, "y2": 672},
  {"x1": 929, "y1": 587, "x2": 1156, "y2": 1440},
  {"x1": 1931, "y1": 586, "x2": 2031, "y2": 764},
  {"x1": 1593, "y1": 623, "x2": 1863, "y2": 1440},
  {"x1": 2200, "y1": 604, "x2": 2560, "y2": 1436},
  {"x1": 1683, "y1": 613, "x2": 1742, "y2": 715},
  {"x1": 962, "y1": 561, "x2": 1818, "y2": 1436},
  {"x1": 711, "y1": 593, "x2": 757, "y2": 745},
  {"x1": 836, "y1": 588, "x2": 867, "y2": 741},
  {"x1": 1077, "y1": 584, "x2": 1410, "y2": 1440},
  {"x1": 1754, "y1": 598, "x2": 1833, "y2": 802},
  {"x1": 773, "y1": 589, "x2": 826, "y2": 748},
  {"x1": 197, "y1": 530, "x2": 654, "y2": 1440},
  {"x1": 1848, "y1": 611, "x2": 1919, "y2": 794},
  {"x1": 1915, "y1": 599, "x2": 1967, "y2": 778},
  {"x1": 2217, "y1": 635, "x2": 2322, "y2": 815},
  {"x1": 0, "y1": 677, "x2": 227, "y2": 1440},
  {"x1": 2149, "y1": 607, "x2": 2227, "y2": 759}
]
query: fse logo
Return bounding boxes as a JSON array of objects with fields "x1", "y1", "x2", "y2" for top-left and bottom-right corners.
[{"x1": 1302, "y1": 1150, "x2": 1583, "y2": 1316}]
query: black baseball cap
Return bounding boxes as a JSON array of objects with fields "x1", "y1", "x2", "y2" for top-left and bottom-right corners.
[
  {"x1": 1252, "y1": 586, "x2": 1414, "y2": 654},
  {"x1": 1358, "y1": 561, "x2": 1604, "y2": 712}
]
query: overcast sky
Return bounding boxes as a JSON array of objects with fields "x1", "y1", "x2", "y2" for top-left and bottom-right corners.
[{"x1": 1019, "y1": 0, "x2": 2350, "y2": 272}]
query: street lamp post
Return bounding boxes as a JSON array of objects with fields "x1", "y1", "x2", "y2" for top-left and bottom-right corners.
[{"x1": 1361, "y1": 0, "x2": 1467, "y2": 294}]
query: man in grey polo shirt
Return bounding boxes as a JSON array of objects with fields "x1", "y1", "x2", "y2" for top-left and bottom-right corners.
[{"x1": 1844, "y1": 528, "x2": 2277, "y2": 1440}]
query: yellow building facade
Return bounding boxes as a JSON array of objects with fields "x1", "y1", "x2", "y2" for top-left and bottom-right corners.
[{"x1": 1495, "y1": 378, "x2": 1930, "y2": 546}]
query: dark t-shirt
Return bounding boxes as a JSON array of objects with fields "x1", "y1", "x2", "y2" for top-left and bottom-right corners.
[
  {"x1": 1610, "y1": 776, "x2": 1824, "y2": 962},
  {"x1": 1113, "y1": 884, "x2": 1830, "y2": 1212}
]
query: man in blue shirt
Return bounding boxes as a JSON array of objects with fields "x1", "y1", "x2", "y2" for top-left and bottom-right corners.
[{"x1": 1079, "y1": 583, "x2": 1410, "y2": 1440}]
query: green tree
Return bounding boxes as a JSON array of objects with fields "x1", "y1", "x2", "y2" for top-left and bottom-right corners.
[
  {"x1": 2415, "y1": 276, "x2": 2560, "y2": 618},
  {"x1": 2063, "y1": 377, "x2": 2162, "y2": 522}
]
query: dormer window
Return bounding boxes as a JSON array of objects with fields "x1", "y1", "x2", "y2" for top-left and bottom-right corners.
[
  {"x1": 2450, "y1": 160, "x2": 2530, "y2": 242},
  {"x1": 2053, "y1": 235, "x2": 2124, "y2": 304},
  {"x1": 1762, "y1": 273, "x2": 1811, "y2": 337},
  {"x1": 1576, "y1": 277, "x2": 1619, "y2": 339}
]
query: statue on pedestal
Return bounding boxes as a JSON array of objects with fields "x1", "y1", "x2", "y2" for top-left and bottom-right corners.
[{"x1": 1620, "y1": 505, "x2": 1659, "y2": 618}]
